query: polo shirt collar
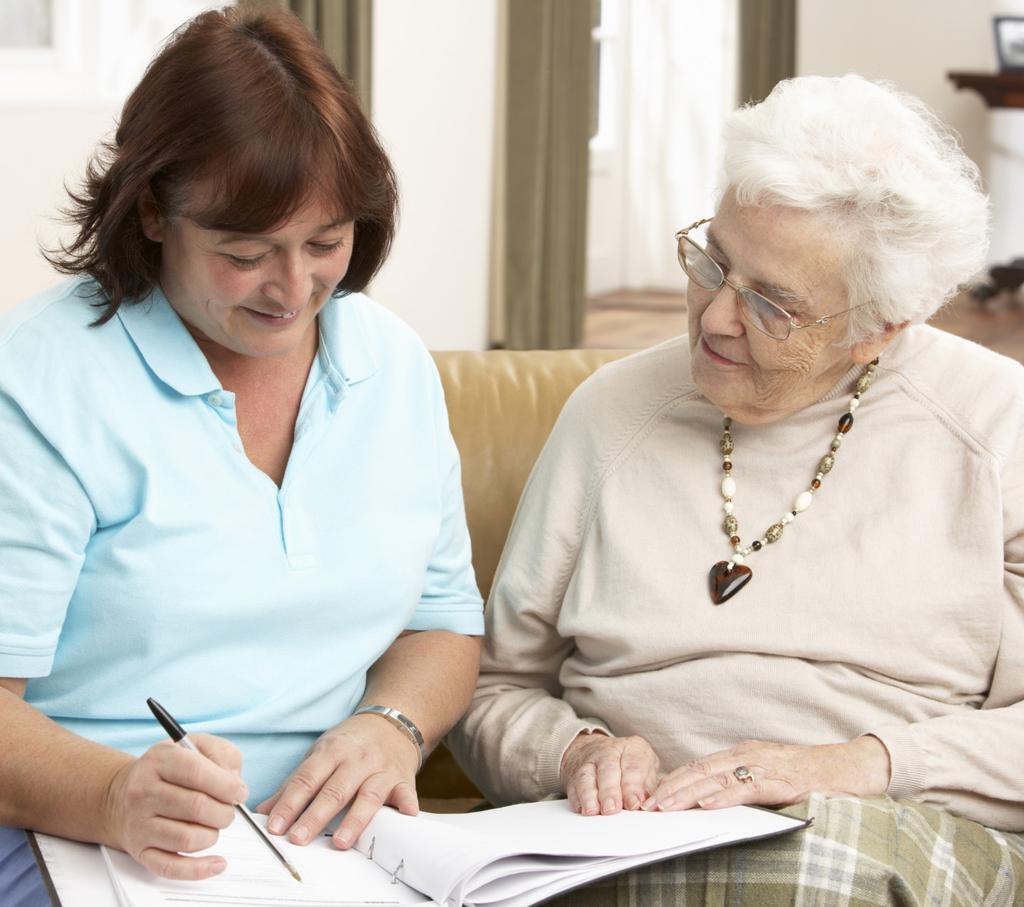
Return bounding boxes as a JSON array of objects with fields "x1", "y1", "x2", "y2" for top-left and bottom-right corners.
[
  {"x1": 117, "y1": 287, "x2": 379, "y2": 399},
  {"x1": 117, "y1": 285, "x2": 221, "y2": 397},
  {"x1": 316, "y1": 294, "x2": 379, "y2": 390}
]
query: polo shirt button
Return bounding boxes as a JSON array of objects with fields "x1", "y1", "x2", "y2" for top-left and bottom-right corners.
[{"x1": 208, "y1": 393, "x2": 222, "y2": 407}]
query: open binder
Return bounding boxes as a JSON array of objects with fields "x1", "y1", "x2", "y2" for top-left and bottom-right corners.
[{"x1": 32, "y1": 799, "x2": 809, "y2": 906}]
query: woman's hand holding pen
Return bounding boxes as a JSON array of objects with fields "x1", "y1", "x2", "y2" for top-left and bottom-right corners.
[
  {"x1": 256, "y1": 713, "x2": 420, "y2": 851},
  {"x1": 104, "y1": 733, "x2": 247, "y2": 880}
]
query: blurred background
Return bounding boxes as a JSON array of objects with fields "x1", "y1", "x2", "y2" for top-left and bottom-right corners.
[{"x1": 2, "y1": 0, "x2": 1023, "y2": 359}]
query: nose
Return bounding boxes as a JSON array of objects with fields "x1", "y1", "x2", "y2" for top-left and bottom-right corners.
[
  {"x1": 263, "y1": 251, "x2": 312, "y2": 311},
  {"x1": 699, "y1": 281, "x2": 745, "y2": 338}
]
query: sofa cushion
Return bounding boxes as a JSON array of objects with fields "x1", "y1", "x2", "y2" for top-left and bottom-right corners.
[
  {"x1": 431, "y1": 349, "x2": 627, "y2": 600},
  {"x1": 419, "y1": 349, "x2": 626, "y2": 799}
]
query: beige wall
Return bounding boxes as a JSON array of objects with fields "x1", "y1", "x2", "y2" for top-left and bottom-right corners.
[
  {"x1": 0, "y1": 2, "x2": 220, "y2": 313},
  {"x1": 798, "y1": 0, "x2": 1024, "y2": 263},
  {"x1": 369, "y1": 0, "x2": 498, "y2": 351},
  {"x1": 6, "y1": 5, "x2": 1020, "y2": 321},
  {"x1": 0, "y1": 105, "x2": 119, "y2": 309},
  {"x1": 0, "y1": 1, "x2": 499, "y2": 353}
]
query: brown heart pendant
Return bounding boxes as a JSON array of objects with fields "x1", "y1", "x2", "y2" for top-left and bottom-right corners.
[{"x1": 709, "y1": 561, "x2": 752, "y2": 604}]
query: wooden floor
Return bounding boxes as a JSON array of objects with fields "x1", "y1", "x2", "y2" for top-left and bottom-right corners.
[{"x1": 583, "y1": 289, "x2": 1024, "y2": 365}]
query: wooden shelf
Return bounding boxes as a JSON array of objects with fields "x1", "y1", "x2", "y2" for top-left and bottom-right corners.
[{"x1": 948, "y1": 71, "x2": 1024, "y2": 109}]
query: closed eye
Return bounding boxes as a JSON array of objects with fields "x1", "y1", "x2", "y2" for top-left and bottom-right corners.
[
  {"x1": 226, "y1": 254, "x2": 265, "y2": 270},
  {"x1": 759, "y1": 286, "x2": 806, "y2": 314},
  {"x1": 309, "y1": 240, "x2": 344, "y2": 255},
  {"x1": 224, "y1": 240, "x2": 343, "y2": 269},
  {"x1": 706, "y1": 250, "x2": 729, "y2": 272},
  {"x1": 705, "y1": 241, "x2": 729, "y2": 270}
]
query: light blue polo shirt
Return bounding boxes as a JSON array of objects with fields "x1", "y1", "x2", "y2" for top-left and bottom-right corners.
[{"x1": 0, "y1": 277, "x2": 483, "y2": 804}]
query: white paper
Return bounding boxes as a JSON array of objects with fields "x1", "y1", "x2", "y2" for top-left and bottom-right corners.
[
  {"x1": 32, "y1": 832, "x2": 122, "y2": 907},
  {"x1": 101, "y1": 814, "x2": 432, "y2": 907},
  {"x1": 33, "y1": 800, "x2": 805, "y2": 907},
  {"x1": 352, "y1": 799, "x2": 806, "y2": 907}
]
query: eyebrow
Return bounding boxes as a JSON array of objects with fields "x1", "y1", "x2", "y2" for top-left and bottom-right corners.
[
  {"x1": 705, "y1": 229, "x2": 807, "y2": 305},
  {"x1": 212, "y1": 220, "x2": 349, "y2": 245}
]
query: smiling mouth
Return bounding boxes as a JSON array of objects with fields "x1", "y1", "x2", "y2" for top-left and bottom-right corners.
[
  {"x1": 246, "y1": 307, "x2": 300, "y2": 321},
  {"x1": 701, "y1": 336, "x2": 743, "y2": 366}
]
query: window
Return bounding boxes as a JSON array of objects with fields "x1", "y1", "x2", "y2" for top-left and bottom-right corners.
[{"x1": 0, "y1": 1, "x2": 219, "y2": 103}]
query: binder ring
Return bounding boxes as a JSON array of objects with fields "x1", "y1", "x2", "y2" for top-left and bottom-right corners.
[
  {"x1": 390, "y1": 858, "x2": 404, "y2": 884},
  {"x1": 367, "y1": 836, "x2": 375, "y2": 860}
]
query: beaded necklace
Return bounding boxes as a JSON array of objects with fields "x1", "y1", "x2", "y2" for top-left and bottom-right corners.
[{"x1": 708, "y1": 357, "x2": 879, "y2": 604}]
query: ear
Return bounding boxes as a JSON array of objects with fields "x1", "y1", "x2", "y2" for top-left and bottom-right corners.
[
  {"x1": 138, "y1": 187, "x2": 165, "y2": 243},
  {"x1": 851, "y1": 320, "x2": 909, "y2": 365}
]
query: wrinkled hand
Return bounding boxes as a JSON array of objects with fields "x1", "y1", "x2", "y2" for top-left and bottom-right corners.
[
  {"x1": 559, "y1": 732, "x2": 660, "y2": 815},
  {"x1": 256, "y1": 714, "x2": 419, "y2": 850},
  {"x1": 644, "y1": 736, "x2": 891, "y2": 812},
  {"x1": 105, "y1": 733, "x2": 246, "y2": 880}
]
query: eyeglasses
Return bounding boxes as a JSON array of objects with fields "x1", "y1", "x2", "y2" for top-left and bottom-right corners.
[{"x1": 675, "y1": 217, "x2": 865, "y2": 341}]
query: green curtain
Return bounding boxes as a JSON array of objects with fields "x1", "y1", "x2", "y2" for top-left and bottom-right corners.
[
  {"x1": 240, "y1": 0, "x2": 373, "y2": 112},
  {"x1": 738, "y1": 0, "x2": 796, "y2": 106},
  {"x1": 494, "y1": 0, "x2": 592, "y2": 350}
]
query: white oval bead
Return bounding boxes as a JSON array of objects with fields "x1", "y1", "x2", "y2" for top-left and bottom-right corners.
[
  {"x1": 721, "y1": 476, "x2": 736, "y2": 498},
  {"x1": 781, "y1": 513, "x2": 794, "y2": 524},
  {"x1": 731, "y1": 553, "x2": 745, "y2": 565},
  {"x1": 723, "y1": 501, "x2": 734, "y2": 514},
  {"x1": 794, "y1": 491, "x2": 813, "y2": 512},
  {"x1": 849, "y1": 398, "x2": 860, "y2": 412}
]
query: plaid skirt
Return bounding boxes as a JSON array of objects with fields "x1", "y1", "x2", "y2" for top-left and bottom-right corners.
[{"x1": 544, "y1": 795, "x2": 1024, "y2": 907}]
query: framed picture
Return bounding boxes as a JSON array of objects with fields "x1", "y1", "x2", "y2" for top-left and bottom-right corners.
[{"x1": 994, "y1": 16, "x2": 1024, "y2": 72}]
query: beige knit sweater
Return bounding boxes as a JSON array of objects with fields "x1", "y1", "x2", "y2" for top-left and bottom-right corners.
[{"x1": 448, "y1": 325, "x2": 1024, "y2": 832}]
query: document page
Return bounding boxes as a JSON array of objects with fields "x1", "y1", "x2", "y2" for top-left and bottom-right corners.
[
  {"x1": 353, "y1": 799, "x2": 808, "y2": 907},
  {"x1": 35, "y1": 801, "x2": 805, "y2": 907},
  {"x1": 32, "y1": 832, "x2": 122, "y2": 907},
  {"x1": 102, "y1": 813, "x2": 432, "y2": 907}
]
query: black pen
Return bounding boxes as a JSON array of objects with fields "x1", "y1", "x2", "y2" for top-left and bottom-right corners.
[{"x1": 146, "y1": 697, "x2": 302, "y2": 883}]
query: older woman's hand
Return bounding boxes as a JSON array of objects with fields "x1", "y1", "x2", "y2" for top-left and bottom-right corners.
[
  {"x1": 560, "y1": 731, "x2": 660, "y2": 815},
  {"x1": 644, "y1": 736, "x2": 891, "y2": 812},
  {"x1": 255, "y1": 714, "x2": 419, "y2": 850}
]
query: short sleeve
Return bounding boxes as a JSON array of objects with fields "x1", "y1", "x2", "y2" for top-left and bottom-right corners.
[
  {"x1": 0, "y1": 389, "x2": 95, "y2": 677},
  {"x1": 405, "y1": 363, "x2": 483, "y2": 636}
]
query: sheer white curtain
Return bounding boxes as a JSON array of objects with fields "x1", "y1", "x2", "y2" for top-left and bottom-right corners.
[{"x1": 622, "y1": 0, "x2": 737, "y2": 291}]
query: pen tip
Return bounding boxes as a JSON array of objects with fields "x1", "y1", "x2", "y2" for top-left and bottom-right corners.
[{"x1": 289, "y1": 864, "x2": 302, "y2": 883}]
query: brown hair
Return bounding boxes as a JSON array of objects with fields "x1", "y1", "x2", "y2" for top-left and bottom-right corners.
[{"x1": 48, "y1": 6, "x2": 398, "y2": 323}]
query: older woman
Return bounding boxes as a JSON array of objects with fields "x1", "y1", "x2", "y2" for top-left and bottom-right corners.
[
  {"x1": 450, "y1": 75, "x2": 1023, "y2": 903},
  {"x1": 0, "y1": 6, "x2": 481, "y2": 899}
]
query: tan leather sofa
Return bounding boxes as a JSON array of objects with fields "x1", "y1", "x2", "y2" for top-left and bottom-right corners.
[{"x1": 418, "y1": 349, "x2": 627, "y2": 803}]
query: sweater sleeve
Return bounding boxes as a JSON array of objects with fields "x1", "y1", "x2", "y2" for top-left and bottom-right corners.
[
  {"x1": 446, "y1": 386, "x2": 612, "y2": 806},
  {"x1": 869, "y1": 414, "x2": 1024, "y2": 832}
]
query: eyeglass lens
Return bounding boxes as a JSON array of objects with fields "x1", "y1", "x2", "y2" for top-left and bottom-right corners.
[{"x1": 678, "y1": 236, "x2": 792, "y2": 340}]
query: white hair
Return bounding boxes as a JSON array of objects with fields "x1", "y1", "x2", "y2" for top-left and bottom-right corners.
[{"x1": 719, "y1": 74, "x2": 990, "y2": 343}]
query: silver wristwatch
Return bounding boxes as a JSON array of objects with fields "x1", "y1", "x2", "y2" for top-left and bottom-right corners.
[{"x1": 353, "y1": 705, "x2": 425, "y2": 769}]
